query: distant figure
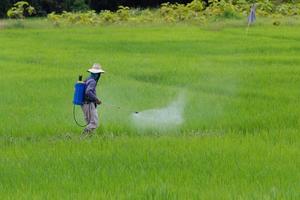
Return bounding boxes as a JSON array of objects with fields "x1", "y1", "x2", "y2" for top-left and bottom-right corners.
[
  {"x1": 246, "y1": 4, "x2": 256, "y2": 34},
  {"x1": 248, "y1": 4, "x2": 256, "y2": 25},
  {"x1": 81, "y1": 63, "x2": 105, "y2": 137}
]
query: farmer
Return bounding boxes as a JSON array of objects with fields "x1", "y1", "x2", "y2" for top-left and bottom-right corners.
[{"x1": 81, "y1": 63, "x2": 105, "y2": 136}]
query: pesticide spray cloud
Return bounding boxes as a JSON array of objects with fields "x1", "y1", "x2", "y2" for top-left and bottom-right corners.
[{"x1": 131, "y1": 93, "x2": 186, "y2": 131}]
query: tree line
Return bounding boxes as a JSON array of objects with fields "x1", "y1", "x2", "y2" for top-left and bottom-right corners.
[
  {"x1": 0, "y1": 0, "x2": 295, "y2": 18},
  {"x1": 0, "y1": 0, "x2": 195, "y2": 18}
]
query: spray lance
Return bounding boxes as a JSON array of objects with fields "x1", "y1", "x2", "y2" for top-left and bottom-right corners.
[
  {"x1": 104, "y1": 103, "x2": 139, "y2": 114},
  {"x1": 72, "y1": 75, "x2": 139, "y2": 127}
]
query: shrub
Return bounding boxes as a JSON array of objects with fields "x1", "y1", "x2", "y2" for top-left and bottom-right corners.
[
  {"x1": 204, "y1": 0, "x2": 240, "y2": 18},
  {"x1": 99, "y1": 10, "x2": 118, "y2": 23},
  {"x1": 7, "y1": 1, "x2": 35, "y2": 19},
  {"x1": 116, "y1": 6, "x2": 131, "y2": 21},
  {"x1": 47, "y1": 12, "x2": 61, "y2": 26},
  {"x1": 276, "y1": 3, "x2": 300, "y2": 16},
  {"x1": 138, "y1": 9, "x2": 156, "y2": 23},
  {"x1": 256, "y1": 0, "x2": 274, "y2": 16}
]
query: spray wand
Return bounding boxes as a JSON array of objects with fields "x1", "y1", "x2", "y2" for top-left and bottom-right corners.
[
  {"x1": 72, "y1": 75, "x2": 139, "y2": 127},
  {"x1": 103, "y1": 103, "x2": 139, "y2": 114}
]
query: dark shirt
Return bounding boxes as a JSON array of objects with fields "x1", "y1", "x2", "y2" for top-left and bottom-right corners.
[{"x1": 84, "y1": 77, "x2": 98, "y2": 102}]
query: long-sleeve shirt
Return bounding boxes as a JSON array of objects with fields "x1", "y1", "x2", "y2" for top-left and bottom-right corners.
[{"x1": 84, "y1": 77, "x2": 98, "y2": 103}]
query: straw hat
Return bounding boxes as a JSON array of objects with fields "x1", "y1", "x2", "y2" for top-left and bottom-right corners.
[{"x1": 87, "y1": 63, "x2": 105, "y2": 74}]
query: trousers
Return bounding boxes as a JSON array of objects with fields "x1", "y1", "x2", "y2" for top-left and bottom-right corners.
[{"x1": 81, "y1": 103, "x2": 98, "y2": 131}]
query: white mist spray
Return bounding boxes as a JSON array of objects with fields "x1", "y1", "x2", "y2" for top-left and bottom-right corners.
[{"x1": 131, "y1": 93, "x2": 186, "y2": 131}]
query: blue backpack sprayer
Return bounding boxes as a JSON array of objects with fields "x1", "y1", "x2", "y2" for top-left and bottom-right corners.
[{"x1": 73, "y1": 75, "x2": 89, "y2": 127}]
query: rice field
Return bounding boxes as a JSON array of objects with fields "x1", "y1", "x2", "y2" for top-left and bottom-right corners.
[{"x1": 0, "y1": 19, "x2": 299, "y2": 199}]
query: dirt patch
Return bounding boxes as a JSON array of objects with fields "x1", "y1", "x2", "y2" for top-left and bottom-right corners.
[{"x1": 0, "y1": 20, "x2": 6, "y2": 29}]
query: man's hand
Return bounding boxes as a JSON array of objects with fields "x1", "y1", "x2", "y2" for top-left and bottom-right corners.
[{"x1": 96, "y1": 99, "x2": 102, "y2": 105}]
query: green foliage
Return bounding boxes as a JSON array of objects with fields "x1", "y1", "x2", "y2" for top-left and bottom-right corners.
[
  {"x1": 48, "y1": 10, "x2": 99, "y2": 26},
  {"x1": 116, "y1": 6, "x2": 131, "y2": 21},
  {"x1": 7, "y1": 1, "x2": 35, "y2": 19},
  {"x1": 71, "y1": 0, "x2": 89, "y2": 12},
  {"x1": 187, "y1": 0, "x2": 203, "y2": 12},
  {"x1": 137, "y1": 9, "x2": 156, "y2": 23},
  {"x1": 1, "y1": 0, "x2": 300, "y2": 19},
  {"x1": 0, "y1": 0, "x2": 10, "y2": 18},
  {"x1": 46, "y1": 0, "x2": 300, "y2": 26},
  {"x1": 256, "y1": 0, "x2": 274, "y2": 16},
  {"x1": 159, "y1": 1, "x2": 205, "y2": 22},
  {"x1": 47, "y1": 0, "x2": 207, "y2": 25},
  {"x1": 47, "y1": 12, "x2": 61, "y2": 26},
  {"x1": 204, "y1": 0, "x2": 240, "y2": 19},
  {"x1": 99, "y1": 10, "x2": 118, "y2": 23},
  {"x1": 276, "y1": 3, "x2": 300, "y2": 16}
]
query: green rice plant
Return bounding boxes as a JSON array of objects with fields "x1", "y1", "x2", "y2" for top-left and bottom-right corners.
[{"x1": 0, "y1": 18, "x2": 300, "y2": 199}]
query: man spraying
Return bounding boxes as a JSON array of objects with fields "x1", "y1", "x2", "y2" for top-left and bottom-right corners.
[{"x1": 81, "y1": 63, "x2": 105, "y2": 137}]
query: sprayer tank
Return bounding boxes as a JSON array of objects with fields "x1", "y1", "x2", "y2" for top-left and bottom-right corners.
[{"x1": 73, "y1": 75, "x2": 85, "y2": 105}]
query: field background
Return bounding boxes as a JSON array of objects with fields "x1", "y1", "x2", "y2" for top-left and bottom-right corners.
[{"x1": 0, "y1": 19, "x2": 299, "y2": 199}]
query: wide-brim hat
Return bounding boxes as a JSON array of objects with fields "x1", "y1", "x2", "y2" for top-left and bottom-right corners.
[{"x1": 87, "y1": 63, "x2": 105, "y2": 73}]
